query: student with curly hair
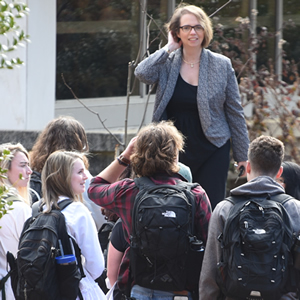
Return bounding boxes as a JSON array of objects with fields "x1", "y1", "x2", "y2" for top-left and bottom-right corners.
[{"x1": 88, "y1": 121, "x2": 211, "y2": 300}]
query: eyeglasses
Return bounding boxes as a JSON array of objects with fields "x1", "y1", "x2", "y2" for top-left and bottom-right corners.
[{"x1": 179, "y1": 25, "x2": 204, "y2": 33}]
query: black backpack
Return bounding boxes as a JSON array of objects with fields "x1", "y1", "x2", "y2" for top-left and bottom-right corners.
[
  {"x1": 10, "y1": 199, "x2": 85, "y2": 300},
  {"x1": 29, "y1": 171, "x2": 42, "y2": 204},
  {"x1": 130, "y1": 177, "x2": 204, "y2": 293},
  {"x1": 217, "y1": 194, "x2": 296, "y2": 300},
  {"x1": 98, "y1": 220, "x2": 116, "y2": 264},
  {"x1": 95, "y1": 220, "x2": 116, "y2": 294}
]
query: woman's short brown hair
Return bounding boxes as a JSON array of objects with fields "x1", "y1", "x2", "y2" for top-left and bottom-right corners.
[
  {"x1": 131, "y1": 121, "x2": 184, "y2": 177},
  {"x1": 165, "y1": 3, "x2": 213, "y2": 48}
]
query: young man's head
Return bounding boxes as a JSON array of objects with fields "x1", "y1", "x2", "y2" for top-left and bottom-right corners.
[
  {"x1": 247, "y1": 135, "x2": 284, "y2": 179},
  {"x1": 131, "y1": 121, "x2": 184, "y2": 177}
]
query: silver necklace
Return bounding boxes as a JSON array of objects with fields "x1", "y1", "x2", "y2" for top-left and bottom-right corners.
[{"x1": 182, "y1": 57, "x2": 200, "y2": 68}]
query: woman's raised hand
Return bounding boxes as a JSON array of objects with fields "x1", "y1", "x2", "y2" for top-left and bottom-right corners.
[{"x1": 167, "y1": 31, "x2": 182, "y2": 52}]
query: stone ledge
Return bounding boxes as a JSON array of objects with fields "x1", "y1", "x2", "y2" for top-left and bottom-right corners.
[{"x1": 0, "y1": 130, "x2": 128, "y2": 175}]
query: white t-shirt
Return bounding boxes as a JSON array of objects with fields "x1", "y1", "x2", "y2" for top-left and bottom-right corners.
[{"x1": 0, "y1": 197, "x2": 31, "y2": 300}]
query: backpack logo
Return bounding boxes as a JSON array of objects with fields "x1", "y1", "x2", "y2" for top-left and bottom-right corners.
[{"x1": 162, "y1": 210, "x2": 176, "y2": 218}]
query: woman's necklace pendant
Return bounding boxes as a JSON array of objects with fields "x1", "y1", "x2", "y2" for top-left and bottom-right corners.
[{"x1": 183, "y1": 57, "x2": 200, "y2": 68}]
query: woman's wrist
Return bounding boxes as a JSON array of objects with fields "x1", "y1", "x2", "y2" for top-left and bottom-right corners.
[{"x1": 163, "y1": 44, "x2": 174, "y2": 54}]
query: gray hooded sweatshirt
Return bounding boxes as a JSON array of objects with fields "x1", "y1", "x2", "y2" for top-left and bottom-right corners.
[{"x1": 199, "y1": 176, "x2": 300, "y2": 300}]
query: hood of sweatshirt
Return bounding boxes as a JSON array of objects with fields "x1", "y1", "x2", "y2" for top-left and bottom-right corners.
[{"x1": 230, "y1": 175, "x2": 285, "y2": 196}]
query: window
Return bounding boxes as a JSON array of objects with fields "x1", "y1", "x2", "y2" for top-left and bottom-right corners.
[
  {"x1": 56, "y1": 0, "x2": 299, "y2": 101},
  {"x1": 56, "y1": 0, "x2": 170, "y2": 100}
]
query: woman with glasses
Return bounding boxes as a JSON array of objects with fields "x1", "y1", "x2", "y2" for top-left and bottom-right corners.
[{"x1": 135, "y1": 3, "x2": 249, "y2": 209}]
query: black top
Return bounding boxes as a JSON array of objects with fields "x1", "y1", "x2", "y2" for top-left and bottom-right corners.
[
  {"x1": 110, "y1": 219, "x2": 129, "y2": 253},
  {"x1": 166, "y1": 74, "x2": 217, "y2": 174}
]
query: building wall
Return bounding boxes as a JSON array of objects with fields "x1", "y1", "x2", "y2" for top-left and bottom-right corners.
[
  {"x1": 2, "y1": 0, "x2": 300, "y2": 133},
  {"x1": 55, "y1": 95, "x2": 155, "y2": 131},
  {"x1": 0, "y1": 0, "x2": 56, "y2": 131}
]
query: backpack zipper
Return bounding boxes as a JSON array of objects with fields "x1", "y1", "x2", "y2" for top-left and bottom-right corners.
[{"x1": 258, "y1": 205, "x2": 265, "y2": 217}]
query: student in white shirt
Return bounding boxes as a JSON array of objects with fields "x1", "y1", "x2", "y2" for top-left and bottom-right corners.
[
  {"x1": 0, "y1": 143, "x2": 32, "y2": 300},
  {"x1": 42, "y1": 150, "x2": 106, "y2": 300}
]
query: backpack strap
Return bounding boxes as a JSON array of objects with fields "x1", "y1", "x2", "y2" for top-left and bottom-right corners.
[
  {"x1": 32, "y1": 199, "x2": 43, "y2": 217},
  {"x1": 0, "y1": 271, "x2": 11, "y2": 300},
  {"x1": 55, "y1": 199, "x2": 85, "y2": 300},
  {"x1": 220, "y1": 195, "x2": 252, "y2": 248},
  {"x1": 29, "y1": 188, "x2": 41, "y2": 202},
  {"x1": 57, "y1": 199, "x2": 85, "y2": 276},
  {"x1": 134, "y1": 176, "x2": 155, "y2": 188},
  {"x1": 57, "y1": 198, "x2": 74, "y2": 211},
  {"x1": 176, "y1": 181, "x2": 199, "y2": 237},
  {"x1": 270, "y1": 193, "x2": 295, "y2": 206}
]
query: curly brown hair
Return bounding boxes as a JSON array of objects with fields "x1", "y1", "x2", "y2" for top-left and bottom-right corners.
[
  {"x1": 131, "y1": 121, "x2": 184, "y2": 177},
  {"x1": 30, "y1": 116, "x2": 89, "y2": 173}
]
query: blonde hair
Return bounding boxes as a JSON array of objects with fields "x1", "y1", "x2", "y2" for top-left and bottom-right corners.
[
  {"x1": 131, "y1": 121, "x2": 184, "y2": 177},
  {"x1": 0, "y1": 143, "x2": 31, "y2": 205},
  {"x1": 42, "y1": 151, "x2": 85, "y2": 213},
  {"x1": 165, "y1": 3, "x2": 213, "y2": 48}
]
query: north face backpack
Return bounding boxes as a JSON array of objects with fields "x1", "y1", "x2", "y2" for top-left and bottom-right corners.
[
  {"x1": 95, "y1": 220, "x2": 116, "y2": 294},
  {"x1": 12, "y1": 199, "x2": 84, "y2": 300},
  {"x1": 130, "y1": 177, "x2": 205, "y2": 292},
  {"x1": 217, "y1": 194, "x2": 295, "y2": 300}
]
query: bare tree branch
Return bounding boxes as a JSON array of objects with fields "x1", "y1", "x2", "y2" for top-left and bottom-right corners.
[
  {"x1": 140, "y1": 1, "x2": 167, "y2": 40},
  {"x1": 209, "y1": 0, "x2": 232, "y2": 18},
  {"x1": 138, "y1": 84, "x2": 156, "y2": 133},
  {"x1": 61, "y1": 73, "x2": 125, "y2": 147},
  {"x1": 237, "y1": 57, "x2": 252, "y2": 80}
]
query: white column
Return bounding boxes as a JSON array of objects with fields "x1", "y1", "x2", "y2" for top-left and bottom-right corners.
[
  {"x1": 26, "y1": 0, "x2": 56, "y2": 130},
  {"x1": 0, "y1": 0, "x2": 28, "y2": 130},
  {"x1": 0, "y1": 0, "x2": 56, "y2": 130}
]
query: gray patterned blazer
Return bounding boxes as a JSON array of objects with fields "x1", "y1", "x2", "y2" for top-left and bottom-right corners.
[{"x1": 134, "y1": 47, "x2": 249, "y2": 162}]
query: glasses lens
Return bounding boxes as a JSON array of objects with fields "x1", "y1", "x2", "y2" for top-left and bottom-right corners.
[
  {"x1": 195, "y1": 25, "x2": 203, "y2": 31},
  {"x1": 182, "y1": 25, "x2": 191, "y2": 32}
]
